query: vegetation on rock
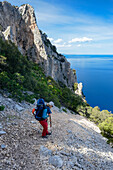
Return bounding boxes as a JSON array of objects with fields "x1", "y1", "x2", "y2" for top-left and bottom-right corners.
[
  {"x1": 77, "y1": 105, "x2": 113, "y2": 145},
  {"x1": 0, "y1": 105, "x2": 5, "y2": 111}
]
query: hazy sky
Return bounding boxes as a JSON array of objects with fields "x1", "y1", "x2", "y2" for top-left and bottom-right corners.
[{"x1": 2, "y1": 0, "x2": 113, "y2": 54}]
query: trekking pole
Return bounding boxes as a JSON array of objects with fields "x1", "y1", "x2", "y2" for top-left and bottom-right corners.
[
  {"x1": 49, "y1": 115, "x2": 52, "y2": 127},
  {"x1": 49, "y1": 115, "x2": 52, "y2": 133}
]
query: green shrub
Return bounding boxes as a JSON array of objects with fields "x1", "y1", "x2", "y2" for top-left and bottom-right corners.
[
  {"x1": 0, "y1": 55, "x2": 7, "y2": 65},
  {"x1": 99, "y1": 117, "x2": 113, "y2": 136},
  {"x1": 60, "y1": 87, "x2": 85, "y2": 112},
  {"x1": 0, "y1": 71, "x2": 10, "y2": 88},
  {"x1": 88, "y1": 107, "x2": 111, "y2": 124},
  {"x1": 73, "y1": 69, "x2": 76, "y2": 75},
  {"x1": 89, "y1": 107, "x2": 101, "y2": 124},
  {"x1": 62, "y1": 108, "x2": 67, "y2": 113},
  {"x1": 74, "y1": 82, "x2": 78, "y2": 91},
  {"x1": 24, "y1": 94, "x2": 35, "y2": 104},
  {"x1": 0, "y1": 105, "x2": 5, "y2": 111}
]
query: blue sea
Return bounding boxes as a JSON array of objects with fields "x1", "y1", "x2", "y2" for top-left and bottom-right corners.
[{"x1": 66, "y1": 55, "x2": 113, "y2": 113}]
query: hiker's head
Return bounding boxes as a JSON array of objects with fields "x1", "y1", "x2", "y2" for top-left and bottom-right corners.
[{"x1": 47, "y1": 101, "x2": 54, "y2": 108}]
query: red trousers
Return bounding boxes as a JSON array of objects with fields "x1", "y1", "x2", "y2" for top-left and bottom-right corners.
[{"x1": 39, "y1": 119, "x2": 49, "y2": 137}]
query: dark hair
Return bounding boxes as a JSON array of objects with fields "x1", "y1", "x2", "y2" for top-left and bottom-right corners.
[{"x1": 39, "y1": 96, "x2": 45, "y2": 100}]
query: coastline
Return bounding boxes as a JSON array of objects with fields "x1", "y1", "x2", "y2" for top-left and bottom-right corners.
[{"x1": 66, "y1": 54, "x2": 113, "y2": 114}]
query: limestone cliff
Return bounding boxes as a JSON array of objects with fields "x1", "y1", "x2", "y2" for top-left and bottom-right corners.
[{"x1": 0, "y1": 1, "x2": 77, "y2": 88}]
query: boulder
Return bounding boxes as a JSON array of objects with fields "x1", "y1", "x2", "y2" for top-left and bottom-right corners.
[
  {"x1": 40, "y1": 145, "x2": 52, "y2": 156},
  {"x1": 15, "y1": 104, "x2": 24, "y2": 111},
  {"x1": 49, "y1": 155, "x2": 63, "y2": 168},
  {"x1": 0, "y1": 131, "x2": 6, "y2": 135}
]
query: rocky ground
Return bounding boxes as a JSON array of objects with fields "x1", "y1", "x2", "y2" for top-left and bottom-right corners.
[{"x1": 0, "y1": 93, "x2": 113, "y2": 170}]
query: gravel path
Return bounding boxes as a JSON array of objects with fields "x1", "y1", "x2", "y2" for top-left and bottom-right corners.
[{"x1": 0, "y1": 94, "x2": 113, "y2": 169}]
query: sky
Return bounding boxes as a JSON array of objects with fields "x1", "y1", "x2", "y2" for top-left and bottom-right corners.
[{"x1": 2, "y1": 0, "x2": 113, "y2": 54}]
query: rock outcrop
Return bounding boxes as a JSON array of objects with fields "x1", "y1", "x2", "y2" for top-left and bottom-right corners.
[
  {"x1": 75, "y1": 82, "x2": 83, "y2": 96},
  {"x1": 0, "y1": 1, "x2": 77, "y2": 88}
]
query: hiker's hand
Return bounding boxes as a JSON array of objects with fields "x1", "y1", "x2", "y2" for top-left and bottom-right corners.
[{"x1": 48, "y1": 114, "x2": 51, "y2": 117}]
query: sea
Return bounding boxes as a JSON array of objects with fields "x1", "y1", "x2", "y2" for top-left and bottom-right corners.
[{"x1": 66, "y1": 55, "x2": 113, "y2": 113}]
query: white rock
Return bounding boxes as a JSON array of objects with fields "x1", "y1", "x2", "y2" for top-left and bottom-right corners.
[
  {"x1": 30, "y1": 121, "x2": 37, "y2": 124},
  {"x1": 0, "y1": 131, "x2": 6, "y2": 135},
  {"x1": 40, "y1": 145, "x2": 52, "y2": 156},
  {"x1": 75, "y1": 82, "x2": 83, "y2": 96},
  {"x1": 49, "y1": 155, "x2": 63, "y2": 168},
  {"x1": 67, "y1": 130, "x2": 72, "y2": 133},
  {"x1": 15, "y1": 104, "x2": 24, "y2": 111}
]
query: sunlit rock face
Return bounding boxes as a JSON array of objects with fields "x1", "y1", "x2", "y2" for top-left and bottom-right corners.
[
  {"x1": 0, "y1": 1, "x2": 77, "y2": 89},
  {"x1": 75, "y1": 83, "x2": 83, "y2": 96}
]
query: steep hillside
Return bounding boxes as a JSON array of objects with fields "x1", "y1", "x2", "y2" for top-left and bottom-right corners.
[
  {"x1": 0, "y1": 1, "x2": 77, "y2": 88},
  {"x1": 0, "y1": 94, "x2": 113, "y2": 169}
]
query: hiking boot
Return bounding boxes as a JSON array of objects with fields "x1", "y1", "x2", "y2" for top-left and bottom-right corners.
[
  {"x1": 42, "y1": 136, "x2": 48, "y2": 138},
  {"x1": 46, "y1": 132, "x2": 51, "y2": 135}
]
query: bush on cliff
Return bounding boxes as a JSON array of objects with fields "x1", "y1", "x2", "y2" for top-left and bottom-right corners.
[
  {"x1": 99, "y1": 117, "x2": 113, "y2": 136},
  {"x1": 60, "y1": 87, "x2": 84, "y2": 111},
  {"x1": 0, "y1": 105, "x2": 5, "y2": 111},
  {"x1": 99, "y1": 117, "x2": 113, "y2": 145},
  {"x1": 77, "y1": 105, "x2": 113, "y2": 143},
  {"x1": 89, "y1": 107, "x2": 110, "y2": 124}
]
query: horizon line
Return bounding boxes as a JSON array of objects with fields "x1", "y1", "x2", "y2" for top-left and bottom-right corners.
[{"x1": 63, "y1": 54, "x2": 113, "y2": 55}]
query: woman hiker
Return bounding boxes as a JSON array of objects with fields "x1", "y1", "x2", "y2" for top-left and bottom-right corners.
[
  {"x1": 39, "y1": 101, "x2": 54, "y2": 138},
  {"x1": 32, "y1": 99, "x2": 54, "y2": 138}
]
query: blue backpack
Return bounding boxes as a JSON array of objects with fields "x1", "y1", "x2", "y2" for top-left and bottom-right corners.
[{"x1": 35, "y1": 98, "x2": 47, "y2": 121}]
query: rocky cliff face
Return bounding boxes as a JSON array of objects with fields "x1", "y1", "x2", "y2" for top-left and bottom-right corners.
[{"x1": 0, "y1": 1, "x2": 77, "y2": 89}]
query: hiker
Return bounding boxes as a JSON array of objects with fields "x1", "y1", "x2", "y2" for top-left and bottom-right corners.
[
  {"x1": 39, "y1": 101, "x2": 54, "y2": 138},
  {"x1": 32, "y1": 99, "x2": 54, "y2": 138}
]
